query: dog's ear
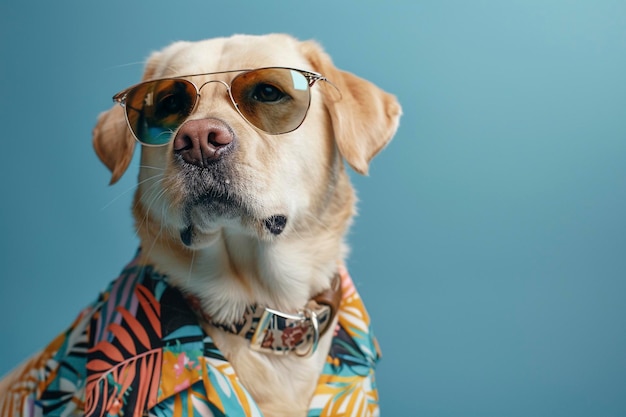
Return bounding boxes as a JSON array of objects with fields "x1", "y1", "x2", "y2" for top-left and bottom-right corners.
[
  {"x1": 92, "y1": 50, "x2": 164, "y2": 185},
  {"x1": 92, "y1": 105, "x2": 135, "y2": 185},
  {"x1": 300, "y1": 40, "x2": 402, "y2": 175}
]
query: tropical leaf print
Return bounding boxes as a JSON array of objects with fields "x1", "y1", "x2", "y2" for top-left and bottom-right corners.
[
  {"x1": 309, "y1": 268, "x2": 381, "y2": 417},
  {"x1": 202, "y1": 358, "x2": 262, "y2": 417},
  {"x1": 312, "y1": 373, "x2": 379, "y2": 417},
  {"x1": 150, "y1": 353, "x2": 264, "y2": 417},
  {"x1": 335, "y1": 267, "x2": 381, "y2": 366},
  {"x1": 85, "y1": 283, "x2": 163, "y2": 417},
  {"x1": 0, "y1": 253, "x2": 381, "y2": 417},
  {"x1": 0, "y1": 303, "x2": 93, "y2": 417},
  {"x1": 0, "y1": 334, "x2": 65, "y2": 417}
]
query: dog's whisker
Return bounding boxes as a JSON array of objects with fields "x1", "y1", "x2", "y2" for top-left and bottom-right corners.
[
  {"x1": 103, "y1": 60, "x2": 149, "y2": 72},
  {"x1": 138, "y1": 164, "x2": 166, "y2": 171},
  {"x1": 141, "y1": 187, "x2": 171, "y2": 261},
  {"x1": 144, "y1": 224, "x2": 162, "y2": 262},
  {"x1": 100, "y1": 173, "x2": 164, "y2": 211},
  {"x1": 187, "y1": 249, "x2": 196, "y2": 286},
  {"x1": 133, "y1": 176, "x2": 167, "y2": 240},
  {"x1": 132, "y1": 182, "x2": 165, "y2": 232}
]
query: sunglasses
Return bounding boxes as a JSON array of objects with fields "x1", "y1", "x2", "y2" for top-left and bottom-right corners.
[{"x1": 113, "y1": 67, "x2": 332, "y2": 146}]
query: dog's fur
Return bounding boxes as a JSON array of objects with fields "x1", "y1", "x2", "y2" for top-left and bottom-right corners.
[{"x1": 2, "y1": 34, "x2": 401, "y2": 416}]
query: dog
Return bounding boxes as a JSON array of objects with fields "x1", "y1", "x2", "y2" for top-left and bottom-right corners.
[{"x1": 0, "y1": 33, "x2": 401, "y2": 417}]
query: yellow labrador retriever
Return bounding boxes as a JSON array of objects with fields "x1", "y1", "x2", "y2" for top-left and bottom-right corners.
[{"x1": 0, "y1": 34, "x2": 401, "y2": 417}]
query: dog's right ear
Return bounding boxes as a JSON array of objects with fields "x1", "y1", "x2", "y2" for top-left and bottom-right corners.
[
  {"x1": 92, "y1": 105, "x2": 135, "y2": 185},
  {"x1": 93, "y1": 49, "x2": 168, "y2": 185}
]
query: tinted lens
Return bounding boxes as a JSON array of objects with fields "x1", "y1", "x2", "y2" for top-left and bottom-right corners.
[
  {"x1": 124, "y1": 79, "x2": 197, "y2": 145},
  {"x1": 230, "y1": 68, "x2": 311, "y2": 134}
]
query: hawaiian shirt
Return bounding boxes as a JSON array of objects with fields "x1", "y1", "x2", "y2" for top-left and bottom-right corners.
[{"x1": 0, "y1": 252, "x2": 381, "y2": 417}]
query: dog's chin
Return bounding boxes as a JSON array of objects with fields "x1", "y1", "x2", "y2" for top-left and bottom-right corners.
[
  {"x1": 172, "y1": 159, "x2": 290, "y2": 248},
  {"x1": 178, "y1": 196, "x2": 289, "y2": 249}
]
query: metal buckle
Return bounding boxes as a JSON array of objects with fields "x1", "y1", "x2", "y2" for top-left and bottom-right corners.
[{"x1": 250, "y1": 307, "x2": 320, "y2": 357}]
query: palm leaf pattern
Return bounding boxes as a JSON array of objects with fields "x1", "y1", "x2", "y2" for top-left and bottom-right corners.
[
  {"x1": 308, "y1": 267, "x2": 381, "y2": 417},
  {"x1": 0, "y1": 254, "x2": 380, "y2": 417},
  {"x1": 0, "y1": 298, "x2": 93, "y2": 416},
  {"x1": 85, "y1": 266, "x2": 164, "y2": 417}
]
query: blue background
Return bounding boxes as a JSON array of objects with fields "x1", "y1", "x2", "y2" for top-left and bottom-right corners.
[{"x1": 1, "y1": 1, "x2": 625, "y2": 415}]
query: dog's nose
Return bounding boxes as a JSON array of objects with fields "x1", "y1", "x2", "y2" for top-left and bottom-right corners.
[{"x1": 173, "y1": 118, "x2": 235, "y2": 166}]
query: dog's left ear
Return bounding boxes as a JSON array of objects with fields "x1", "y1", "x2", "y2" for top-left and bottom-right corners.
[{"x1": 300, "y1": 40, "x2": 402, "y2": 175}]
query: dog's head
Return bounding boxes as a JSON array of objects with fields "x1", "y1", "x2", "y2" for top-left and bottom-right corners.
[{"x1": 93, "y1": 34, "x2": 400, "y2": 291}]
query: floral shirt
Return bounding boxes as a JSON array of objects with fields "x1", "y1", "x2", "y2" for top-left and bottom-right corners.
[{"x1": 0, "y1": 252, "x2": 381, "y2": 417}]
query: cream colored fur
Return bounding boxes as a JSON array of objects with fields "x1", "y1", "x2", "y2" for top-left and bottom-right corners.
[{"x1": 4, "y1": 33, "x2": 401, "y2": 417}]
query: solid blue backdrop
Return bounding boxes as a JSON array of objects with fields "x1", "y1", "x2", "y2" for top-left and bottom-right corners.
[{"x1": 1, "y1": 1, "x2": 625, "y2": 415}]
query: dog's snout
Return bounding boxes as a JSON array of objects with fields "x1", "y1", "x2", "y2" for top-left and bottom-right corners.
[{"x1": 173, "y1": 119, "x2": 235, "y2": 166}]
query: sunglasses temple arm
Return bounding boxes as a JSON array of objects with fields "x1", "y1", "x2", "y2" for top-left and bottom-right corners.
[{"x1": 320, "y1": 79, "x2": 343, "y2": 102}]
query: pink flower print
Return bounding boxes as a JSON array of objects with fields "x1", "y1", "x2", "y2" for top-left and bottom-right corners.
[{"x1": 174, "y1": 353, "x2": 191, "y2": 378}]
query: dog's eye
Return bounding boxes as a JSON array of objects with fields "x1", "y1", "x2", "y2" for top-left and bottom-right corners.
[
  {"x1": 251, "y1": 83, "x2": 286, "y2": 103},
  {"x1": 156, "y1": 93, "x2": 190, "y2": 116}
]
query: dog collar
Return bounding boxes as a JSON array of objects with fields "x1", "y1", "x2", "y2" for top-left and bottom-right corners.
[{"x1": 186, "y1": 275, "x2": 342, "y2": 357}]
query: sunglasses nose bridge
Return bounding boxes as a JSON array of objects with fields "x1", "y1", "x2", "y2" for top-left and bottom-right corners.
[
  {"x1": 194, "y1": 79, "x2": 236, "y2": 108},
  {"x1": 197, "y1": 79, "x2": 231, "y2": 94}
]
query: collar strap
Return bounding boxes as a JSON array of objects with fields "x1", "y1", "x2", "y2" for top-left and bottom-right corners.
[{"x1": 187, "y1": 274, "x2": 342, "y2": 357}]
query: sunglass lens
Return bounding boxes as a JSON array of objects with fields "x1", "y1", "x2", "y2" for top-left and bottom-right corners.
[
  {"x1": 231, "y1": 68, "x2": 311, "y2": 134},
  {"x1": 125, "y1": 79, "x2": 196, "y2": 145}
]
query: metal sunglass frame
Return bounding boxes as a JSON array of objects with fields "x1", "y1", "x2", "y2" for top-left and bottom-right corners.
[{"x1": 112, "y1": 67, "x2": 334, "y2": 145}]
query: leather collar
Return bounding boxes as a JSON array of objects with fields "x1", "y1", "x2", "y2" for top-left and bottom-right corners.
[{"x1": 186, "y1": 274, "x2": 342, "y2": 357}]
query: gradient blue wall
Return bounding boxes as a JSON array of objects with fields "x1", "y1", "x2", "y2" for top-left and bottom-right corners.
[{"x1": 1, "y1": 1, "x2": 625, "y2": 415}]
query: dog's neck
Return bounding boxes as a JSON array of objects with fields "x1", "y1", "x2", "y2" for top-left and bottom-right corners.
[
  {"x1": 134, "y1": 162, "x2": 356, "y2": 325},
  {"x1": 138, "y1": 224, "x2": 347, "y2": 324}
]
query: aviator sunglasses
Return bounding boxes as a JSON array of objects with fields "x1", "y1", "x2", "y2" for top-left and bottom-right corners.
[{"x1": 113, "y1": 67, "x2": 335, "y2": 146}]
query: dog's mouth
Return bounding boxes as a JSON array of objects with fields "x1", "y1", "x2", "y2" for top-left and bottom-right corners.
[
  {"x1": 179, "y1": 213, "x2": 287, "y2": 246},
  {"x1": 171, "y1": 153, "x2": 289, "y2": 248},
  {"x1": 178, "y1": 189, "x2": 288, "y2": 248}
]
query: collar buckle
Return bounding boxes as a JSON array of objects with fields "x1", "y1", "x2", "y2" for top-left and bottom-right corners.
[{"x1": 250, "y1": 307, "x2": 320, "y2": 357}]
